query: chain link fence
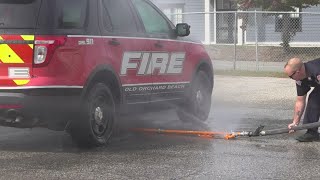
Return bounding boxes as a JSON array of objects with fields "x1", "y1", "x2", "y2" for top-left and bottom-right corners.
[{"x1": 172, "y1": 11, "x2": 320, "y2": 72}]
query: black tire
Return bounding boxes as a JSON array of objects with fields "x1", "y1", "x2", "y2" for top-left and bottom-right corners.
[
  {"x1": 177, "y1": 71, "x2": 212, "y2": 122},
  {"x1": 68, "y1": 83, "x2": 115, "y2": 148}
]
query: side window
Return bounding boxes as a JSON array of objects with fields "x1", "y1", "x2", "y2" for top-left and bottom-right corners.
[
  {"x1": 132, "y1": 0, "x2": 171, "y2": 34},
  {"x1": 103, "y1": 0, "x2": 138, "y2": 33},
  {"x1": 58, "y1": 0, "x2": 87, "y2": 28},
  {"x1": 38, "y1": 0, "x2": 87, "y2": 29}
]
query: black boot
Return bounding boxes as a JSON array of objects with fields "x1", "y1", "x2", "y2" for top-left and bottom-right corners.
[{"x1": 296, "y1": 130, "x2": 320, "y2": 142}]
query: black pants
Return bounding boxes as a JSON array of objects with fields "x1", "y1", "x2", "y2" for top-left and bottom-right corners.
[{"x1": 303, "y1": 88, "x2": 320, "y2": 133}]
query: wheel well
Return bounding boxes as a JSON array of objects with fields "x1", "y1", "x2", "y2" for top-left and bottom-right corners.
[
  {"x1": 197, "y1": 63, "x2": 214, "y2": 90},
  {"x1": 84, "y1": 70, "x2": 121, "y2": 106}
]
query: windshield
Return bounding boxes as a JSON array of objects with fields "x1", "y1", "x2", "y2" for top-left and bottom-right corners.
[{"x1": 0, "y1": 0, "x2": 41, "y2": 29}]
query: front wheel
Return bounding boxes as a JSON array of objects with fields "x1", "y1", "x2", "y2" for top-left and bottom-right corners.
[
  {"x1": 177, "y1": 71, "x2": 212, "y2": 122},
  {"x1": 68, "y1": 83, "x2": 115, "y2": 147}
]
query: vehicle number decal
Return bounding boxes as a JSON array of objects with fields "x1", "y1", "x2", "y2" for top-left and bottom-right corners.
[{"x1": 78, "y1": 38, "x2": 94, "y2": 45}]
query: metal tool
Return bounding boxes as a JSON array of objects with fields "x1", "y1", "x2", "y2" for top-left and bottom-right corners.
[{"x1": 131, "y1": 128, "x2": 227, "y2": 138}]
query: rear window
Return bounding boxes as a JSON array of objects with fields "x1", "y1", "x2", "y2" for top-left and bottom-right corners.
[
  {"x1": 0, "y1": 0, "x2": 87, "y2": 30},
  {"x1": 0, "y1": 0, "x2": 41, "y2": 28}
]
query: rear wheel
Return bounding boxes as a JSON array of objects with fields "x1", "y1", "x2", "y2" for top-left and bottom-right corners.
[
  {"x1": 177, "y1": 71, "x2": 212, "y2": 122},
  {"x1": 68, "y1": 83, "x2": 115, "y2": 147}
]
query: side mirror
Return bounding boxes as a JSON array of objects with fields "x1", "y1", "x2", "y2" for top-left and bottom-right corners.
[{"x1": 175, "y1": 23, "x2": 190, "y2": 37}]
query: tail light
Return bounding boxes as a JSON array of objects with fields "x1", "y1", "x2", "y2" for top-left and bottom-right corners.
[{"x1": 33, "y1": 36, "x2": 66, "y2": 67}]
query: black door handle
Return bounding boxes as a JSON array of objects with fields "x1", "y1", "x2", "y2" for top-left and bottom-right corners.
[
  {"x1": 108, "y1": 39, "x2": 120, "y2": 46},
  {"x1": 154, "y1": 41, "x2": 163, "y2": 48}
]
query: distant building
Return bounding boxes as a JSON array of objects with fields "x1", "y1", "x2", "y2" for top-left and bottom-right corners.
[{"x1": 152, "y1": 0, "x2": 320, "y2": 46}]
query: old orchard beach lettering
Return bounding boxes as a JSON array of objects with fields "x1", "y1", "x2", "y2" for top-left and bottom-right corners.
[
  {"x1": 121, "y1": 52, "x2": 186, "y2": 75},
  {"x1": 124, "y1": 84, "x2": 185, "y2": 92}
]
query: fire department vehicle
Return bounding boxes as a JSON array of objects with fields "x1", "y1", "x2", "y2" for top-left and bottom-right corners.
[{"x1": 0, "y1": 0, "x2": 213, "y2": 147}]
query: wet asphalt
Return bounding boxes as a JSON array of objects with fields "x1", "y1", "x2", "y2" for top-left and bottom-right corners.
[{"x1": 0, "y1": 75, "x2": 320, "y2": 180}]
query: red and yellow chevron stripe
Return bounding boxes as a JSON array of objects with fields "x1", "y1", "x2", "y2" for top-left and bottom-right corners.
[{"x1": 0, "y1": 35, "x2": 34, "y2": 86}]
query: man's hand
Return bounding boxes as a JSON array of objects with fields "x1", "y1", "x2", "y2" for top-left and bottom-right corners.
[{"x1": 288, "y1": 122, "x2": 298, "y2": 133}]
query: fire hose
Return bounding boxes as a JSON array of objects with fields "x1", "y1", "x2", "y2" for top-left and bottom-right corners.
[
  {"x1": 226, "y1": 121, "x2": 320, "y2": 139},
  {"x1": 131, "y1": 121, "x2": 320, "y2": 140}
]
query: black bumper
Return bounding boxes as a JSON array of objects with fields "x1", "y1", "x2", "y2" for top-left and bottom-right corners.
[{"x1": 0, "y1": 88, "x2": 82, "y2": 129}]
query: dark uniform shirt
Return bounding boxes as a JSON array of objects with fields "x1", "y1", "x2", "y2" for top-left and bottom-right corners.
[{"x1": 296, "y1": 58, "x2": 320, "y2": 96}]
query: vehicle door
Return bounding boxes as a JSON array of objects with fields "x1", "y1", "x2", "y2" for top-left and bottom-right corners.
[
  {"x1": 100, "y1": 0, "x2": 153, "y2": 104},
  {"x1": 131, "y1": 0, "x2": 189, "y2": 102}
]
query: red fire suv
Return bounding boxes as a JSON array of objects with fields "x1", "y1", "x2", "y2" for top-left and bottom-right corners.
[{"x1": 0, "y1": 0, "x2": 213, "y2": 147}]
